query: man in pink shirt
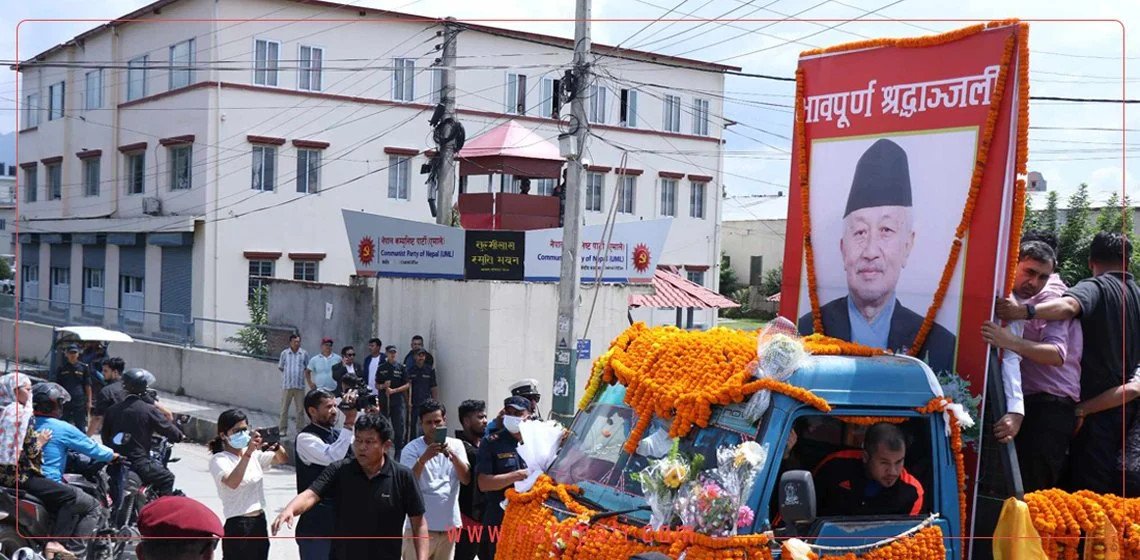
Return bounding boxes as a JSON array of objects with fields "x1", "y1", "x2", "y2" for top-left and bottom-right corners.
[{"x1": 982, "y1": 237, "x2": 1082, "y2": 491}]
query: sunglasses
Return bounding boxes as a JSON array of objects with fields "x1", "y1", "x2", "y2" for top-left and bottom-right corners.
[{"x1": 345, "y1": 353, "x2": 356, "y2": 357}]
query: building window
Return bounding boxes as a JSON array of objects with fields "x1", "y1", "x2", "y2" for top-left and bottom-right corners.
[
  {"x1": 585, "y1": 172, "x2": 604, "y2": 212},
  {"x1": 588, "y1": 85, "x2": 606, "y2": 124},
  {"x1": 618, "y1": 175, "x2": 635, "y2": 214},
  {"x1": 388, "y1": 156, "x2": 410, "y2": 200},
  {"x1": 692, "y1": 98, "x2": 710, "y2": 136},
  {"x1": 254, "y1": 39, "x2": 280, "y2": 86},
  {"x1": 686, "y1": 270, "x2": 705, "y2": 286},
  {"x1": 24, "y1": 93, "x2": 40, "y2": 128},
  {"x1": 660, "y1": 179, "x2": 677, "y2": 217},
  {"x1": 689, "y1": 181, "x2": 706, "y2": 219},
  {"x1": 299, "y1": 45, "x2": 323, "y2": 91},
  {"x1": 620, "y1": 89, "x2": 638, "y2": 128},
  {"x1": 248, "y1": 260, "x2": 274, "y2": 301},
  {"x1": 85, "y1": 70, "x2": 103, "y2": 110},
  {"x1": 506, "y1": 73, "x2": 527, "y2": 114},
  {"x1": 49, "y1": 267, "x2": 70, "y2": 310},
  {"x1": 393, "y1": 58, "x2": 415, "y2": 101},
  {"x1": 48, "y1": 82, "x2": 65, "y2": 121},
  {"x1": 20, "y1": 266, "x2": 39, "y2": 302},
  {"x1": 293, "y1": 261, "x2": 318, "y2": 282},
  {"x1": 251, "y1": 145, "x2": 277, "y2": 191},
  {"x1": 430, "y1": 68, "x2": 444, "y2": 104},
  {"x1": 169, "y1": 145, "x2": 192, "y2": 190},
  {"x1": 0, "y1": 220, "x2": 6, "y2": 231},
  {"x1": 120, "y1": 275, "x2": 145, "y2": 323},
  {"x1": 47, "y1": 163, "x2": 62, "y2": 200},
  {"x1": 23, "y1": 167, "x2": 37, "y2": 203},
  {"x1": 126, "y1": 152, "x2": 145, "y2": 195},
  {"x1": 663, "y1": 94, "x2": 682, "y2": 133},
  {"x1": 83, "y1": 268, "x2": 105, "y2": 315},
  {"x1": 297, "y1": 148, "x2": 321, "y2": 194},
  {"x1": 127, "y1": 55, "x2": 148, "y2": 101},
  {"x1": 535, "y1": 178, "x2": 556, "y2": 196},
  {"x1": 169, "y1": 38, "x2": 196, "y2": 90},
  {"x1": 82, "y1": 158, "x2": 101, "y2": 197},
  {"x1": 541, "y1": 77, "x2": 562, "y2": 119}
]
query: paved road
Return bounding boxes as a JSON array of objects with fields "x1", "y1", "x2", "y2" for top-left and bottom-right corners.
[{"x1": 168, "y1": 441, "x2": 301, "y2": 560}]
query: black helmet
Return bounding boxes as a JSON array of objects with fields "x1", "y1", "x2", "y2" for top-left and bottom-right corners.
[
  {"x1": 32, "y1": 382, "x2": 70, "y2": 411},
  {"x1": 122, "y1": 368, "x2": 156, "y2": 394}
]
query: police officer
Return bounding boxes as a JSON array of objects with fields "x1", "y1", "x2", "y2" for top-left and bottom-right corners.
[
  {"x1": 53, "y1": 344, "x2": 93, "y2": 432},
  {"x1": 475, "y1": 396, "x2": 531, "y2": 560},
  {"x1": 102, "y1": 368, "x2": 184, "y2": 497},
  {"x1": 508, "y1": 378, "x2": 543, "y2": 420},
  {"x1": 378, "y1": 345, "x2": 409, "y2": 452}
]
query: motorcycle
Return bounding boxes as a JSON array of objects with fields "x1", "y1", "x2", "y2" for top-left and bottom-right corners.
[{"x1": 0, "y1": 456, "x2": 120, "y2": 560}]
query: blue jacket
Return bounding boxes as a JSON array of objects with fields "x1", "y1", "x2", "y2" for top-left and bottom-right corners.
[{"x1": 33, "y1": 416, "x2": 115, "y2": 482}]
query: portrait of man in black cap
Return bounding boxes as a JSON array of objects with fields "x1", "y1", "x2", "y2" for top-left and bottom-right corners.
[{"x1": 797, "y1": 138, "x2": 956, "y2": 373}]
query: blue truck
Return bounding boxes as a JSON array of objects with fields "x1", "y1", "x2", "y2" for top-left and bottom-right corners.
[{"x1": 544, "y1": 353, "x2": 968, "y2": 559}]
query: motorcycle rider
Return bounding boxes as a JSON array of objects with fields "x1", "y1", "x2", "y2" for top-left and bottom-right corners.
[
  {"x1": 29, "y1": 381, "x2": 116, "y2": 557},
  {"x1": 102, "y1": 368, "x2": 184, "y2": 497}
]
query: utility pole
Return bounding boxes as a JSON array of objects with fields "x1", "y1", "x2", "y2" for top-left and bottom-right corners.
[
  {"x1": 435, "y1": 18, "x2": 459, "y2": 225},
  {"x1": 550, "y1": 0, "x2": 591, "y2": 424}
]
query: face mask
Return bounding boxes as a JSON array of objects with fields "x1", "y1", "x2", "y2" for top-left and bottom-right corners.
[
  {"x1": 502, "y1": 415, "x2": 523, "y2": 434},
  {"x1": 228, "y1": 429, "x2": 251, "y2": 449}
]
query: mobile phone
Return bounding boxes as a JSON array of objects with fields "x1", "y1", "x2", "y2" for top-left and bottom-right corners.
[
  {"x1": 256, "y1": 427, "x2": 281, "y2": 446},
  {"x1": 433, "y1": 427, "x2": 448, "y2": 445}
]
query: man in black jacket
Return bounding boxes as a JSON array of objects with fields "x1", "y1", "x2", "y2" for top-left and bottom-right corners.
[
  {"x1": 454, "y1": 400, "x2": 487, "y2": 560},
  {"x1": 102, "y1": 369, "x2": 184, "y2": 497},
  {"x1": 813, "y1": 422, "x2": 923, "y2": 517},
  {"x1": 331, "y1": 346, "x2": 361, "y2": 397}
]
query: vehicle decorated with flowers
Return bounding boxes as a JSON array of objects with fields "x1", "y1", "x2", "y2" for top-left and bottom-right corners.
[{"x1": 494, "y1": 322, "x2": 1138, "y2": 560}]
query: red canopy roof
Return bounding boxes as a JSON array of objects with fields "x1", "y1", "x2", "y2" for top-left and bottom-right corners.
[
  {"x1": 458, "y1": 120, "x2": 564, "y2": 178},
  {"x1": 629, "y1": 269, "x2": 740, "y2": 309}
]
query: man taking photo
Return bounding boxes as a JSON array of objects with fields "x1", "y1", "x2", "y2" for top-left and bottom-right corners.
[
  {"x1": 293, "y1": 388, "x2": 357, "y2": 560},
  {"x1": 273, "y1": 414, "x2": 429, "y2": 560},
  {"x1": 400, "y1": 400, "x2": 469, "y2": 560}
]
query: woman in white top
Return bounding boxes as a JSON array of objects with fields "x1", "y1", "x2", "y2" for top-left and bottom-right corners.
[{"x1": 208, "y1": 408, "x2": 288, "y2": 560}]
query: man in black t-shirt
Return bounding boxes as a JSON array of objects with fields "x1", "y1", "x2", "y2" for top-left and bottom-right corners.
[
  {"x1": 272, "y1": 414, "x2": 428, "y2": 560},
  {"x1": 378, "y1": 345, "x2": 409, "y2": 452},
  {"x1": 997, "y1": 232, "x2": 1140, "y2": 496},
  {"x1": 53, "y1": 345, "x2": 92, "y2": 432}
]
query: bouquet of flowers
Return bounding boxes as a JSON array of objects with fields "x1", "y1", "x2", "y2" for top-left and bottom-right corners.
[
  {"x1": 744, "y1": 317, "x2": 809, "y2": 422},
  {"x1": 515, "y1": 419, "x2": 567, "y2": 492},
  {"x1": 716, "y1": 440, "x2": 769, "y2": 513},
  {"x1": 631, "y1": 438, "x2": 703, "y2": 529},
  {"x1": 674, "y1": 475, "x2": 754, "y2": 537}
]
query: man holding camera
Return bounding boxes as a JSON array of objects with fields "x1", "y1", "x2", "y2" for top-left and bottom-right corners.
[
  {"x1": 332, "y1": 346, "x2": 361, "y2": 397},
  {"x1": 399, "y1": 400, "x2": 469, "y2": 560},
  {"x1": 294, "y1": 388, "x2": 357, "y2": 560}
]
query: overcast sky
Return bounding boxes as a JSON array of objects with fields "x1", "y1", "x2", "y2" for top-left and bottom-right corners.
[{"x1": 2, "y1": 0, "x2": 1135, "y2": 219}]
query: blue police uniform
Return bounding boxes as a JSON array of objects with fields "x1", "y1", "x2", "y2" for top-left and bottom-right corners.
[{"x1": 476, "y1": 427, "x2": 526, "y2": 560}]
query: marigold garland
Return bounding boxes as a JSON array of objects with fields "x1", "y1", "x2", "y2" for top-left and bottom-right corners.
[
  {"x1": 795, "y1": 66, "x2": 823, "y2": 335},
  {"x1": 1024, "y1": 489, "x2": 1140, "y2": 559},
  {"x1": 783, "y1": 526, "x2": 946, "y2": 560},
  {"x1": 916, "y1": 398, "x2": 968, "y2": 539},
  {"x1": 1004, "y1": 23, "x2": 1031, "y2": 295}
]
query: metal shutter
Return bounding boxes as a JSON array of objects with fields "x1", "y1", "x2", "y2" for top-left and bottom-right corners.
[
  {"x1": 50, "y1": 244, "x2": 70, "y2": 267},
  {"x1": 118, "y1": 246, "x2": 145, "y2": 278},
  {"x1": 82, "y1": 245, "x2": 105, "y2": 269},
  {"x1": 159, "y1": 246, "x2": 193, "y2": 332}
]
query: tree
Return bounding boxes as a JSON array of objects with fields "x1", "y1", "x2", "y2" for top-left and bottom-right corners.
[
  {"x1": 0, "y1": 259, "x2": 11, "y2": 282},
  {"x1": 719, "y1": 253, "x2": 740, "y2": 297},
  {"x1": 1057, "y1": 184, "x2": 1092, "y2": 285},
  {"x1": 759, "y1": 265, "x2": 783, "y2": 297},
  {"x1": 1042, "y1": 190, "x2": 1060, "y2": 234},
  {"x1": 1094, "y1": 191, "x2": 1122, "y2": 234},
  {"x1": 228, "y1": 286, "x2": 269, "y2": 357},
  {"x1": 1021, "y1": 192, "x2": 1038, "y2": 235}
]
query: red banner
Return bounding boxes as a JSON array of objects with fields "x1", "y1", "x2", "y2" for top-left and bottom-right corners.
[{"x1": 778, "y1": 21, "x2": 1028, "y2": 538}]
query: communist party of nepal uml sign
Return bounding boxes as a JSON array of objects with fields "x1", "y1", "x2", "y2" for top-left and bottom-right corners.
[{"x1": 343, "y1": 210, "x2": 671, "y2": 283}]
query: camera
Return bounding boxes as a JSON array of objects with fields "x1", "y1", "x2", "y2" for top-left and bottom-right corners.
[{"x1": 338, "y1": 373, "x2": 379, "y2": 411}]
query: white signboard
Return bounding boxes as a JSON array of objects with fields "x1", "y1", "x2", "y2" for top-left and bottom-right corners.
[
  {"x1": 342, "y1": 210, "x2": 465, "y2": 279},
  {"x1": 524, "y1": 219, "x2": 672, "y2": 283}
]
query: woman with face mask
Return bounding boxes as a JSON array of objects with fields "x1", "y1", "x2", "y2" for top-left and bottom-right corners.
[{"x1": 209, "y1": 409, "x2": 289, "y2": 559}]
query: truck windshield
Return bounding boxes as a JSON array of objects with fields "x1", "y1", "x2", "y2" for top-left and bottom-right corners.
[{"x1": 547, "y1": 384, "x2": 760, "y2": 523}]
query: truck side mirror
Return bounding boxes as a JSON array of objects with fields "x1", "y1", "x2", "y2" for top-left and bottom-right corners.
[{"x1": 779, "y1": 470, "x2": 816, "y2": 534}]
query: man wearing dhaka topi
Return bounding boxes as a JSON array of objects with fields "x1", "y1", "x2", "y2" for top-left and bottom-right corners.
[{"x1": 798, "y1": 138, "x2": 956, "y2": 373}]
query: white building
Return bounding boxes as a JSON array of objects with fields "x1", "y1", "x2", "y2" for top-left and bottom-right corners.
[
  {"x1": 721, "y1": 195, "x2": 788, "y2": 289},
  {"x1": 0, "y1": 166, "x2": 15, "y2": 260},
  {"x1": 15, "y1": 0, "x2": 734, "y2": 342}
]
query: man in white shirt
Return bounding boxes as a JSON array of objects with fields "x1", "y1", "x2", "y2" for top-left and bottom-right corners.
[
  {"x1": 363, "y1": 338, "x2": 384, "y2": 393},
  {"x1": 294, "y1": 388, "x2": 357, "y2": 560},
  {"x1": 400, "y1": 399, "x2": 470, "y2": 560}
]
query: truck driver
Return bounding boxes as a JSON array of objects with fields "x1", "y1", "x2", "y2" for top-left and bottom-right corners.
[{"x1": 813, "y1": 422, "x2": 924, "y2": 517}]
